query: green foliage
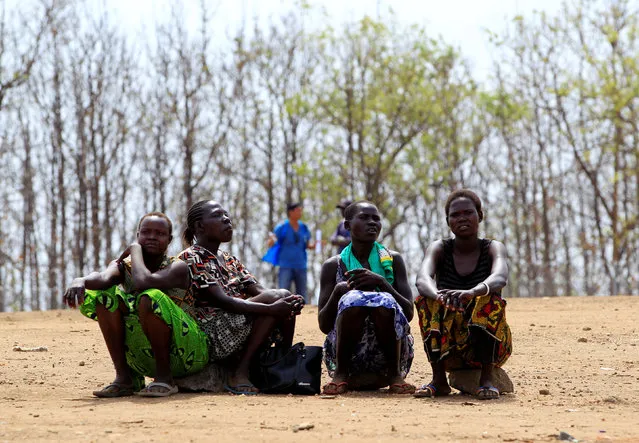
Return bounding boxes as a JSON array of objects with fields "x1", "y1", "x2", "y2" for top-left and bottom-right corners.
[{"x1": 298, "y1": 14, "x2": 483, "y2": 236}]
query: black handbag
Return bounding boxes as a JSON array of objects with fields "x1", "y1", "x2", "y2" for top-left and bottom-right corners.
[{"x1": 250, "y1": 342, "x2": 322, "y2": 395}]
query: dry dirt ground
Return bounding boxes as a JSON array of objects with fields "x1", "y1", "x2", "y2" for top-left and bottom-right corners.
[{"x1": 1, "y1": 296, "x2": 638, "y2": 442}]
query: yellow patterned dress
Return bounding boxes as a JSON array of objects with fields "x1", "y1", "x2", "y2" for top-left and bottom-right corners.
[{"x1": 414, "y1": 239, "x2": 512, "y2": 371}]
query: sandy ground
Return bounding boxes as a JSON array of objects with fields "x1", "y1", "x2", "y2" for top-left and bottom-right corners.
[{"x1": 1, "y1": 296, "x2": 638, "y2": 443}]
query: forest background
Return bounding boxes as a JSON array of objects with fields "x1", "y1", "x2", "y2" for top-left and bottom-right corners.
[{"x1": 0, "y1": 0, "x2": 637, "y2": 311}]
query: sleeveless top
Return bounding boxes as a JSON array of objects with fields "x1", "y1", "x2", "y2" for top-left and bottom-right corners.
[
  {"x1": 336, "y1": 259, "x2": 347, "y2": 283},
  {"x1": 436, "y1": 238, "x2": 498, "y2": 294}
]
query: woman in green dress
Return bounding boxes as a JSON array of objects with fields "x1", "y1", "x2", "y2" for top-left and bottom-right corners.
[{"x1": 63, "y1": 212, "x2": 209, "y2": 398}]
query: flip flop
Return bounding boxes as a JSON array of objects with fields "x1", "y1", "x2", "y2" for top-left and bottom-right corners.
[
  {"x1": 476, "y1": 385, "x2": 500, "y2": 400},
  {"x1": 135, "y1": 381, "x2": 179, "y2": 397},
  {"x1": 413, "y1": 383, "x2": 450, "y2": 398},
  {"x1": 388, "y1": 383, "x2": 416, "y2": 394},
  {"x1": 224, "y1": 383, "x2": 259, "y2": 396},
  {"x1": 322, "y1": 381, "x2": 348, "y2": 395},
  {"x1": 92, "y1": 383, "x2": 135, "y2": 398}
]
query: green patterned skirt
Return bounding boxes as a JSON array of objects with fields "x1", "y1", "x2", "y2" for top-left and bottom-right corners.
[{"x1": 80, "y1": 286, "x2": 209, "y2": 389}]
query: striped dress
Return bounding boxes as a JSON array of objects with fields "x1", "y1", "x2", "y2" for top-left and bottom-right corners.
[{"x1": 414, "y1": 238, "x2": 512, "y2": 371}]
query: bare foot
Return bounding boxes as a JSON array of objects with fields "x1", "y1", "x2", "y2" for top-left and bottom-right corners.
[
  {"x1": 413, "y1": 380, "x2": 452, "y2": 398},
  {"x1": 476, "y1": 384, "x2": 500, "y2": 400},
  {"x1": 226, "y1": 373, "x2": 259, "y2": 395},
  {"x1": 322, "y1": 378, "x2": 349, "y2": 395},
  {"x1": 387, "y1": 376, "x2": 415, "y2": 394}
]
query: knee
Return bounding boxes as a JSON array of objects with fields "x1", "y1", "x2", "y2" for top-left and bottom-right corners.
[
  {"x1": 95, "y1": 298, "x2": 122, "y2": 315},
  {"x1": 370, "y1": 307, "x2": 394, "y2": 323},
  {"x1": 137, "y1": 295, "x2": 153, "y2": 316},
  {"x1": 339, "y1": 306, "x2": 365, "y2": 319},
  {"x1": 337, "y1": 307, "x2": 366, "y2": 331}
]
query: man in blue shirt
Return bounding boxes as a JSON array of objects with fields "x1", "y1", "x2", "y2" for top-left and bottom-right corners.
[{"x1": 267, "y1": 202, "x2": 313, "y2": 303}]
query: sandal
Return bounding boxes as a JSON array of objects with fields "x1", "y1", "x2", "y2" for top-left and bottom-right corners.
[
  {"x1": 135, "y1": 381, "x2": 179, "y2": 397},
  {"x1": 224, "y1": 383, "x2": 259, "y2": 396},
  {"x1": 476, "y1": 385, "x2": 500, "y2": 400},
  {"x1": 413, "y1": 383, "x2": 451, "y2": 398},
  {"x1": 322, "y1": 381, "x2": 348, "y2": 395},
  {"x1": 388, "y1": 383, "x2": 416, "y2": 394},
  {"x1": 92, "y1": 383, "x2": 135, "y2": 398}
]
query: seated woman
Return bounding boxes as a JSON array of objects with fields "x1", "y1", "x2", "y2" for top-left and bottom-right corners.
[
  {"x1": 414, "y1": 189, "x2": 512, "y2": 400},
  {"x1": 318, "y1": 201, "x2": 415, "y2": 395},
  {"x1": 127, "y1": 200, "x2": 304, "y2": 395},
  {"x1": 63, "y1": 212, "x2": 210, "y2": 398}
]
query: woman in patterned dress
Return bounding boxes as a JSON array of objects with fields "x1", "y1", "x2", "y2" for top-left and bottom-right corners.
[
  {"x1": 63, "y1": 213, "x2": 210, "y2": 398},
  {"x1": 413, "y1": 189, "x2": 512, "y2": 400},
  {"x1": 128, "y1": 200, "x2": 304, "y2": 395},
  {"x1": 318, "y1": 201, "x2": 415, "y2": 395}
]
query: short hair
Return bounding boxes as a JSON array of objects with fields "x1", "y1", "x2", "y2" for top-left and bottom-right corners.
[
  {"x1": 182, "y1": 200, "x2": 210, "y2": 246},
  {"x1": 444, "y1": 189, "x2": 482, "y2": 218},
  {"x1": 286, "y1": 202, "x2": 302, "y2": 212},
  {"x1": 137, "y1": 212, "x2": 173, "y2": 235},
  {"x1": 343, "y1": 200, "x2": 377, "y2": 221}
]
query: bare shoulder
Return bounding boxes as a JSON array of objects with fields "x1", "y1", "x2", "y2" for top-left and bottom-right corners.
[
  {"x1": 157, "y1": 259, "x2": 189, "y2": 277},
  {"x1": 424, "y1": 239, "x2": 445, "y2": 260},
  {"x1": 389, "y1": 250, "x2": 405, "y2": 261},
  {"x1": 322, "y1": 255, "x2": 341, "y2": 271},
  {"x1": 487, "y1": 239, "x2": 507, "y2": 254},
  {"x1": 169, "y1": 259, "x2": 188, "y2": 270}
]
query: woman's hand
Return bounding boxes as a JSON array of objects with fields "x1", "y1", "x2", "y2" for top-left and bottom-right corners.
[
  {"x1": 437, "y1": 289, "x2": 475, "y2": 312},
  {"x1": 335, "y1": 281, "x2": 350, "y2": 295},
  {"x1": 117, "y1": 242, "x2": 141, "y2": 263},
  {"x1": 269, "y1": 295, "x2": 304, "y2": 318},
  {"x1": 345, "y1": 268, "x2": 385, "y2": 291},
  {"x1": 290, "y1": 295, "x2": 304, "y2": 316},
  {"x1": 63, "y1": 279, "x2": 86, "y2": 308}
]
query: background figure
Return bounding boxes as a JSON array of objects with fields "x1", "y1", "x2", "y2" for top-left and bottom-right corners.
[
  {"x1": 267, "y1": 202, "x2": 314, "y2": 304},
  {"x1": 330, "y1": 199, "x2": 352, "y2": 254}
]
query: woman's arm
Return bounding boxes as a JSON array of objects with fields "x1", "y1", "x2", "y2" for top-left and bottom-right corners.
[
  {"x1": 481, "y1": 240, "x2": 509, "y2": 292},
  {"x1": 454, "y1": 240, "x2": 509, "y2": 297},
  {"x1": 318, "y1": 256, "x2": 349, "y2": 334},
  {"x1": 198, "y1": 284, "x2": 299, "y2": 318},
  {"x1": 128, "y1": 244, "x2": 189, "y2": 291},
  {"x1": 415, "y1": 240, "x2": 444, "y2": 301},
  {"x1": 439, "y1": 240, "x2": 510, "y2": 311},
  {"x1": 388, "y1": 252, "x2": 414, "y2": 321},
  {"x1": 246, "y1": 286, "x2": 293, "y2": 300},
  {"x1": 63, "y1": 261, "x2": 122, "y2": 308}
]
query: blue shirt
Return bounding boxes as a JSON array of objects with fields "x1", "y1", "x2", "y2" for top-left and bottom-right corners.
[{"x1": 275, "y1": 220, "x2": 310, "y2": 269}]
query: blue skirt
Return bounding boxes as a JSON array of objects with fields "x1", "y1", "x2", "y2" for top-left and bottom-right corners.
[{"x1": 323, "y1": 290, "x2": 414, "y2": 379}]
